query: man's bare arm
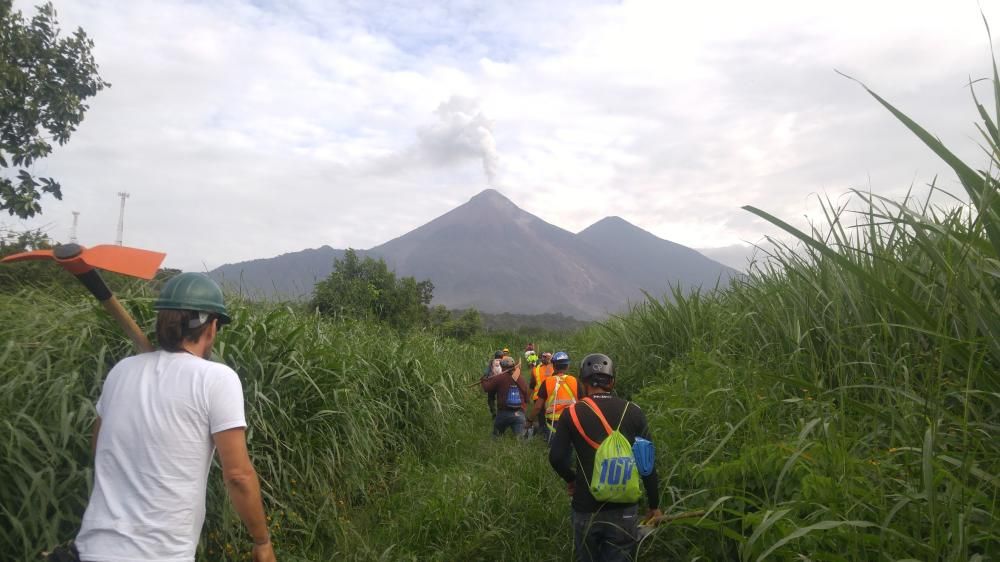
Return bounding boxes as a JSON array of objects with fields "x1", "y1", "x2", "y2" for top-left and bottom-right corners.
[{"x1": 213, "y1": 427, "x2": 273, "y2": 558}]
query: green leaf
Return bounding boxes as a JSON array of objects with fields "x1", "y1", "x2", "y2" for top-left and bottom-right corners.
[{"x1": 756, "y1": 520, "x2": 876, "y2": 561}]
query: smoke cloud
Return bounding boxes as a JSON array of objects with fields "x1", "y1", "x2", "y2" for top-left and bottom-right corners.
[{"x1": 419, "y1": 96, "x2": 500, "y2": 186}]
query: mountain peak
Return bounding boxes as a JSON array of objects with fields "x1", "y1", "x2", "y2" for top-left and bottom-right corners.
[
  {"x1": 468, "y1": 188, "x2": 514, "y2": 206},
  {"x1": 580, "y1": 215, "x2": 646, "y2": 236},
  {"x1": 456, "y1": 188, "x2": 525, "y2": 221},
  {"x1": 210, "y1": 190, "x2": 735, "y2": 317},
  {"x1": 590, "y1": 215, "x2": 631, "y2": 227}
]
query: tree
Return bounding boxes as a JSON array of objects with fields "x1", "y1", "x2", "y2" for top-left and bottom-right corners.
[
  {"x1": 0, "y1": 1, "x2": 110, "y2": 218},
  {"x1": 428, "y1": 305, "x2": 451, "y2": 328},
  {"x1": 428, "y1": 306, "x2": 483, "y2": 340},
  {"x1": 311, "y1": 249, "x2": 435, "y2": 330},
  {"x1": 443, "y1": 308, "x2": 482, "y2": 340}
]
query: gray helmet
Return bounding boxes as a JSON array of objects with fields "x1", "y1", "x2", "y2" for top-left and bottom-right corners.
[{"x1": 579, "y1": 353, "x2": 613, "y2": 382}]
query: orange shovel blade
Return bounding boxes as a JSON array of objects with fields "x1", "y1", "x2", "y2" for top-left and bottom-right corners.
[
  {"x1": 0, "y1": 249, "x2": 56, "y2": 263},
  {"x1": 81, "y1": 245, "x2": 166, "y2": 280}
]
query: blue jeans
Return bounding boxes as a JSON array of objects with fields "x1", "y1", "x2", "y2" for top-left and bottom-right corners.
[
  {"x1": 572, "y1": 505, "x2": 639, "y2": 562},
  {"x1": 493, "y1": 409, "x2": 525, "y2": 437}
]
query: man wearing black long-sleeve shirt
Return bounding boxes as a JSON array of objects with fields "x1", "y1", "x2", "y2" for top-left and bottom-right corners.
[{"x1": 549, "y1": 353, "x2": 662, "y2": 562}]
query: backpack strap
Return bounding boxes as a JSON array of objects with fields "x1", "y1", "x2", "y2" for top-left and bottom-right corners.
[
  {"x1": 569, "y1": 398, "x2": 615, "y2": 449},
  {"x1": 568, "y1": 403, "x2": 601, "y2": 449},
  {"x1": 616, "y1": 402, "x2": 630, "y2": 430}
]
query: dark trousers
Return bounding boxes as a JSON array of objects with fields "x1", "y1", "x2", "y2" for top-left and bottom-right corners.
[
  {"x1": 572, "y1": 505, "x2": 639, "y2": 562},
  {"x1": 487, "y1": 390, "x2": 497, "y2": 418},
  {"x1": 493, "y1": 409, "x2": 525, "y2": 437},
  {"x1": 535, "y1": 420, "x2": 551, "y2": 441},
  {"x1": 542, "y1": 419, "x2": 561, "y2": 444}
]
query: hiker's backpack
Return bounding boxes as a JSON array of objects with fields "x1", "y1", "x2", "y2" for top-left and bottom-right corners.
[
  {"x1": 545, "y1": 374, "x2": 577, "y2": 425},
  {"x1": 505, "y1": 384, "x2": 523, "y2": 408},
  {"x1": 569, "y1": 398, "x2": 642, "y2": 503},
  {"x1": 491, "y1": 358, "x2": 503, "y2": 376}
]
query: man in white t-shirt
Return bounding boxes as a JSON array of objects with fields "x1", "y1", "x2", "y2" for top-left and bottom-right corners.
[{"x1": 75, "y1": 272, "x2": 275, "y2": 562}]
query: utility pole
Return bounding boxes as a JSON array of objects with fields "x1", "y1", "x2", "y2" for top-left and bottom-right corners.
[
  {"x1": 70, "y1": 211, "x2": 80, "y2": 243},
  {"x1": 115, "y1": 192, "x2": 130, "y2": 246}
]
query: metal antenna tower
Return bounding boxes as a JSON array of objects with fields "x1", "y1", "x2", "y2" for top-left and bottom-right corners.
[
  {"x1": 115, "y1": 192, "x2": 130, "y2": 246},
  {"x1": 70, "y1": 211, "x2": 80, "y2": 243}
]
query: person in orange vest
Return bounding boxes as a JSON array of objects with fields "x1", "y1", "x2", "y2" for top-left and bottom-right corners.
[
  {"x1": 526, "y1": 351, "x2": 581, "y2": 442},
  {"x1": 525, "y1": 351, "x2": 553, "y2": 439},
  {"x1": 529, "y1": 352, "x2": 554, "y2": 402}
]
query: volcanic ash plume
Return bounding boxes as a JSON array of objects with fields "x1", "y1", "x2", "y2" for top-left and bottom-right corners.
[
  {"x1": 423, "y1": 96, "x2": 500, "y2": 186},
  {"x1": 475, "y1": 124, "x2": 499, "y2": 186}
]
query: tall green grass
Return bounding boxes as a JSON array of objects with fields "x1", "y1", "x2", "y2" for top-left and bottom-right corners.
[
  {"x1": 586, "y1": 62, "x2": 1000, "y2": 559},
  {"x1": 3, "y1": 32, "x2": 1000, "y2": 562},
  {"x1": 0, "y1": 285, "x2": 493, "y2": 561}
]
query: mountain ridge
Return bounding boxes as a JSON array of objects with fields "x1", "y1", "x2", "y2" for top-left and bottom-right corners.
[{"x1": 209, "y1": 189, "x2": 736, "y2": 318}]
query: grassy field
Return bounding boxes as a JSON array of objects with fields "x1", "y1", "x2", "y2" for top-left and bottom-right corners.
[
  {"x1": 1, "y1": 52, "x2": 998, "y2": 562},
  {"x1": 574, "y1": 72, "x2": 1000, "y2": 558}
]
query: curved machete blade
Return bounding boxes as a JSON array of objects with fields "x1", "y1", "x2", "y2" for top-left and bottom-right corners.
[{"x1": 80, "y1": 245, "x2": 166, "y2": 279}]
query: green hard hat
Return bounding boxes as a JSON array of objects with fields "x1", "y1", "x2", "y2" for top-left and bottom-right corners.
[{"x1": 154, "y1": 272, "x2": 231, "y2": 324}]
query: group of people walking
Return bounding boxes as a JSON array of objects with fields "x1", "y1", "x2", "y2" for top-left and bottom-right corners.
[
  {"x1": 480, "y1": 345, "x2": 663, "y2": 561},
  {"x1": 49, "y1": 271, "x2": 661, "y2": 562},
  {"x1": 479, "y1": 345, "x2": 578, "y2": 439}
]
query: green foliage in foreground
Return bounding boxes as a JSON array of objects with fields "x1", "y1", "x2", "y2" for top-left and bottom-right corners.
[
  {"x1": 581, "y1": 72, "x2": 1000, "y2": 557},
  {"x1": 3, "y1": 36, "x2": 1000, "y2": 562},
  {"x1": 0, "y1": 285, "x2": 491, "y2": 560}
]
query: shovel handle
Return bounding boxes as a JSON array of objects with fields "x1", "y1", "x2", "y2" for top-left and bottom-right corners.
[
  {"x1": 101, "y1": 296, "x2": 155, "y2": 352},
  {"x1": 77, "y1": 269, "x2": 154, "y2": 353}
]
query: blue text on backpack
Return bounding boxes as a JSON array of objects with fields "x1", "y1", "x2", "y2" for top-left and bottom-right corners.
[
  {"x1": 505, "y1": 384, "x2": 522, "y2": 408},
  {"x1": 568, "y1": 397, "x2": 642, "y2": 503}
]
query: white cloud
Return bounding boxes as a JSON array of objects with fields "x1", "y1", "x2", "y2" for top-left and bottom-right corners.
[{"x1": 8, "y1": 0, "x2": 997, "y2": 271}]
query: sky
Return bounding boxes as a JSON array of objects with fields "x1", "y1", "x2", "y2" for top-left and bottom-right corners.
[{"x1": 6, "y1": 0, "x2": 998, "y2": 271}]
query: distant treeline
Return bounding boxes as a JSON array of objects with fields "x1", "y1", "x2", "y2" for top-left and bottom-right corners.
[{"x1": 473, "y1": 310, "x2": 590, "y2": 333}]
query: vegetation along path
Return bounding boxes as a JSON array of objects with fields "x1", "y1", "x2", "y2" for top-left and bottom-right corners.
[{"x1": 2, "y1": 45, "x2": 998, "y2": 562}]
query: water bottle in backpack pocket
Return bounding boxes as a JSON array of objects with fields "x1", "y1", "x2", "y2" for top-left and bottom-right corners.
[
  {"x1": 505, "y1": 384, "x2": 522, "y2": 408},
  {"x1": 633, "y1": 437, "x2": 655, "y2": 477}
]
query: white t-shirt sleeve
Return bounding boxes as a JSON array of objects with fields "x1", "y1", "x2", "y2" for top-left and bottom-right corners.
[
  {"x1": 207, "y1": 366, "x2": 247, "y2": 434},
  {"x1": 95, "y1": 363, "x2": 122, "y2": 418},
  {"x1": 95, "y1": 391, "x2": 106, "y2": 418}
]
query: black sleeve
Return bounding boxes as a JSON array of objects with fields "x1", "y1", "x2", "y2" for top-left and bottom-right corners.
[
  {"x1": 548, "y1": 408, "x2": 576, "y2": 483},
  {"x1": 632, "y1": 405, "x2": 660, "y2": 510}
]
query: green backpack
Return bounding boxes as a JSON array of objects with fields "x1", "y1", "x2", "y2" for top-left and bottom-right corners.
[{"x1": 569, "y1": 397, "x2": 642, "y2": 503}]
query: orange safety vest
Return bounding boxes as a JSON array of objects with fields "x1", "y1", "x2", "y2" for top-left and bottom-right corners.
[
  {"x1": 531, "y1": 363, "x2": 554, "y2": 401},
  {"x1": 543, "y1": 373, "x2": 578, "y2": 424}
]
